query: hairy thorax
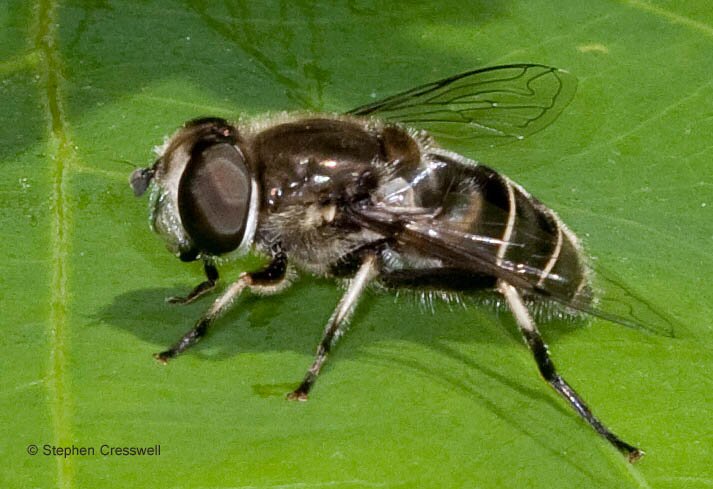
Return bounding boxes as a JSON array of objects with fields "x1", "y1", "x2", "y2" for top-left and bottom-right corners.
[{"x1": 243, "y1": 115, "x2": 414, "y2": 274}]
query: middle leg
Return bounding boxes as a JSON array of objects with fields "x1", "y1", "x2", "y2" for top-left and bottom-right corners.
[{"x1": 288, "y1": 253, "x2": 380, "y2": 401}]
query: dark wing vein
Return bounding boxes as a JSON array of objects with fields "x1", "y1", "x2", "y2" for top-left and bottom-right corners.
[{"x1": 347, "y1": 64, "x2": 577, "y2": 144}]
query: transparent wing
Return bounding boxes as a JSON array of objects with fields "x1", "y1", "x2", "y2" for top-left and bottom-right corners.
[
  {"x1": 588, "y1": 263, "x2": 676, "y2": 337},
  {"x1": 350, "y1": 204, "x2": 676, "y2": 337},
  {"x1": 347, "y1": 64, "x2": 577, "y2": 145}
]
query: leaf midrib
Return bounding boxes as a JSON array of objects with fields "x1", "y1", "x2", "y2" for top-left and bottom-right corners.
[{"x1": 35, "y1": 0, "x2": 74, "y2": 487}]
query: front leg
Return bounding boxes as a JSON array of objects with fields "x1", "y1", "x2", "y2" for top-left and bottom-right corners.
[
  {"x1": 288, "y1": 253, "x2": 379, "y2": 401},
  {"x1": 155, "y1": 248, "x2": 288, "y2": 363},
  {"x1": 167, "y1": 260, "x2": 220, "y2": 305}
]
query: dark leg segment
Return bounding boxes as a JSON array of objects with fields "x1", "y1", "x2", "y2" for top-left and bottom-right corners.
[
  {"x1": 155, "y1": 316, "x2": 211, "y2": 363},
  {"x1": 155, "y1": 249, "x2": 288, "y2": 363},
  {"x1": 288, "y1": 254, "x2": 379, "y2": 401},
  {"x1": 167, "y1": 261, "x2": 220, "y2": 305},
  {"x1": 250, "y1": 246, "x2": 287, "y2": 284},
  {"x1": 499, "y1": 281, "x2": 643, "y2": 463}
]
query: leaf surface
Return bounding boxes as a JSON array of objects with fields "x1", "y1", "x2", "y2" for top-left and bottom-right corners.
[{"x1": 2, "y1": 1, "x2": 713, "y2": 488}]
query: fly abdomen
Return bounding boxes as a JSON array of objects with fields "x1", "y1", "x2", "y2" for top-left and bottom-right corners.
[
  {"x1": 503, "y1": 178, "x2": 590, "y2": 303},
  {"x1": 426, "y1": 151, "x2": 591, "y2": 304}
]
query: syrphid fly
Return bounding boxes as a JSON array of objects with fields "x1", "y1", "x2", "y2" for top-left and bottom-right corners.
[{"x1": 131, "y1": 64, "x2": 660, "y2": 462}]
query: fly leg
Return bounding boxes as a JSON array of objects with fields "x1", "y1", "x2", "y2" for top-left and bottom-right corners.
[
  {"x1": 498, "y1": 280, "x2": 644, "y2": 463},
  {"x1": 288, "y1": 253, "x2": 379, "y2": 401},
  {"x1": 155, "y1": 248, "x2": 288, "y2": 363},
  {"x1": 166, "y1": 260, "x2": 219, "y2": 305}
]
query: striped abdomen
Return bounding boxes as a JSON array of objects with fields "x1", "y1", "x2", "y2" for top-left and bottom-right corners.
[{"x1": 404, "y1": 150, "x2": 591, "y2": 304}]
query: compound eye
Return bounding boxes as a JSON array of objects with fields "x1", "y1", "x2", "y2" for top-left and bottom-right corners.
[{"x1": 178, "y1": 143, "x2": 252, "y2": 255}]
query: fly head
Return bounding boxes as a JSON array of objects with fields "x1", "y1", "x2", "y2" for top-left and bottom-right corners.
[{"x1": 131, "y1": 117, "x2": 257, "y2": 262}]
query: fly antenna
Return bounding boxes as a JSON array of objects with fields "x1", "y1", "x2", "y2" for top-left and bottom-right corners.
[{"x1": 111, "y1": 158, "x2": 141, "y2": 170}]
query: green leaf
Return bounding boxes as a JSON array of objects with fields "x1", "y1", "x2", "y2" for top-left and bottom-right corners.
[{"x1": 2, "y1": 1, "x2": 712, "y2": 488}]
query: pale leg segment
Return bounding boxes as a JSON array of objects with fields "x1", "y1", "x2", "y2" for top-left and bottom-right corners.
[
  {"x1": 288, "y1": 254, "x2": 379, "y2": 401},
  {"x1": 498, "y1": 280, "x2": 643, "y2": 463}
]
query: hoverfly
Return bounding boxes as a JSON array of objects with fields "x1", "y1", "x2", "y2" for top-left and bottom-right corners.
[{"x1": 130, "y1": 64, "x2": 645, "y2": 462}]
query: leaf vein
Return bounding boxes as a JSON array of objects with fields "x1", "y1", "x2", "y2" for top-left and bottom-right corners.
[
  {"x1": 35, "y1": 0, "x2": 75, "y2": 487},
  {"x1": 623, "y1": 0, "x2": 713, "y2": 39}
]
